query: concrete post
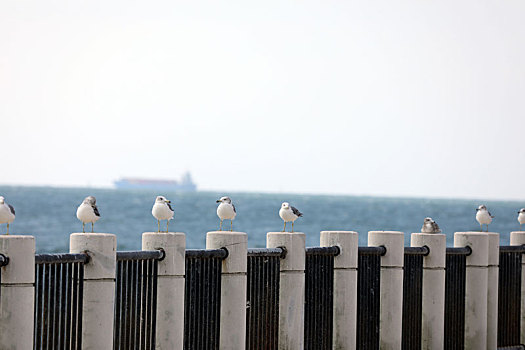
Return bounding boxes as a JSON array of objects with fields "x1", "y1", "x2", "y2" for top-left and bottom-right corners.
[
  {"x1": 454, "y1": 232, "x2": 489, "y2": 350},
  {"x1": 486, "y1": 232, "x2": 499, "y2": 350},
  {"x1": 70, "y1": 233, "x2": 116, "y2": 350},
  {"x1": 320, "y1": 231, "x2": 358, "y2": 350},
  {"x1": 267, "y1": 232, "x2": 305, "y2": 350},
  {"x1": 142, "y1": 232, "x2": 186, "y2": 350},
  {"x1": 411, "y1": 233, "x2": 446, "y2": 350},
  {"x1": 368, "y1": 231, "x2": 404, "y2": 350},
  {"x1": 0, "y1": 235, "x2": 35, "y2": 350},
  {"x1": 510, "y1": 231, "x2": 525, "y2": 344},
  {"x1": 206, "y1": 231, "x2": 247, "y2": 349}
]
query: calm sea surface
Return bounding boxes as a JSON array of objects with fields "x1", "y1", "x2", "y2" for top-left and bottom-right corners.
[{"x1": 0, "y1": 186, "x2": 523, "y2": 253}]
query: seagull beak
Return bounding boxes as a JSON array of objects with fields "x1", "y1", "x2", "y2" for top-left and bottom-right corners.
[
  {"x1": 216, "y1": 200, "x2": 220, "y2": 203},
  {"x1": 166, "y1": 200, "x2": 171, "y2": 203}
]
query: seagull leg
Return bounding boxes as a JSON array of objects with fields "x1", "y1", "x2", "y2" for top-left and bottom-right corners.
[
  {"x1": 157, "y1": 220, "x2": 160, "y2": 233},
  {"x1": 292, "y1": 221, "x2": 294, "y2": 233},
  {"x1": 282, "y1": 222, "x2": 286, "y2": 232},
  {"x1": 91, "y1": 222, "x2": 94, "y2": 233},
  {"x1": 219, "y1": 220, "x2": 223, "y2": 231},
  {"x1": 82, "y1": 222, "x2": 85, "y2": 233},
  {"x1": 6, "y1": 223, "x2": 9, "y2": 235},
  {"x1": 480, "y1": 223, "x2": 483, "y2": 232},
  {"x1": 230, "y1": 220, "x2": 233, "y2": 232},
  {"x1": 166, "y1": 220, "x2": 169, "y2": 233}
]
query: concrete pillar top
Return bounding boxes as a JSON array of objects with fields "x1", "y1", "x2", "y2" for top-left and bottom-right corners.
[
  {"x1": 486, "y1": 232, "x2": 500, "y2": 266},
  {"x1": 368, "y1": 231, "x2": 404, "y2": 267},
  {"x1": 142, "y1": 232, "x2": 185, "y2": 276},
  {"x1": 70, "y1": 233, "x2": 116, "y2": 280},
  {"x1": 267, "y1": 232, "x2": 305, "y2": 271},
  {"x1": 320, "y1": 231, "x2": 358, "y2": 269},
  {"x1": 454, "y1": 232, "x2": 488, "y2": 267},
  {"x1": 411, "y1": 233, "x2": 446, "y2": 268},
  {"x1": 0, "y1": 235, "x2": 35, "y2": 284},
  {"x1": 206, "y1": 231, "x2": 247, "y2": 274},
  {"x1": 510, "y1": 231, "x2": 525, "y2": 245}
]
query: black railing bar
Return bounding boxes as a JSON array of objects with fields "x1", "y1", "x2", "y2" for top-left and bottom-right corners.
[
  {"x1": 0, "y1": 253, "x2": 9, "y2": 267},
  {"x1": 305, "y1": 246, "x2": 340, "y2": 256},
  {"x1": 185, "y1": 247, "x2": 229, "y2": 259},
  {"x1": 500, "y1": 245, "x2": 525, "y2": 253},
  {"x1": 116, "y1": 250, "x2": 165, "y2": 261},
  {"x1": 35, "y1": 253, "x2": 89, "y2": 265},
  {"x1": 446, "y1": 246, "x2": 472, "y2": 256},
  {"x1": 247, "y1": 247, "x2": 286, "y2": 257},
  {"x1": 405, "y1": 246, "x2": 430, "y2": 256},
  {"x1": 497, "y1": 346, "x2": 525, "y2": 350},
  {"x1": 358, "y1": 246, "x2": 387, "y2": 256}
]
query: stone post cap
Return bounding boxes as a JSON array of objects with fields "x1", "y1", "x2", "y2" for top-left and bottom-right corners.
[
  {"x1": 206, "y1": 231, "x2": 247, "y2": 274},
  {"x1": 70, "y1": 233, "x2": 116, "y2": 280},
  {"x1": 142, "y1": 232, "x2": 186, "y2": 276},
  {"x1": 0, "y1": 235, "x2": 35, "y2": 284},
  {"x1": 368, "y1": 231, "x2": 404, "y2": 267},
  {"x1": 267, "y1": 232, "x2": 305, "y2": 271},
  {"x1": 454, "y1": 232, "x2": 488, "y2": 267},
  {"x1": 411, "y1": 233, "x2": 446, "y2": 268},
  {"x1": 320, "y1": 231, "x2": 358, "y2": 269},
  {"x1": 486, "y1": 232, "x2": 499, "y2": 266},
  {"x1": 510, "y1": 231, "x2": 525, "y2": 245}
]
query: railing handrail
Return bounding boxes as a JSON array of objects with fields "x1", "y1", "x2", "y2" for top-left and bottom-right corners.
[
  {"x1": 305, "y1": 246, "x2": 340, "y2": 256},
  {"x1": 358, "y1": 246, "x2": 387, "y2": 256},
  {"x1": 35, "y1": 253, "x2": 89, "y2": 264},
  {"x1": 185, "y1": 248, "x2": 229, "y2": 259},
  {"x1": 0, "y1": 253, "x2": 9, "y2": 267},
  {"x1": 499, "y1": 245, "x2": 525, "y2": 253},
  {"x1": 446, "y1": 246, "x2": 472, "y2": 256},
  {"x1": 116, "y1": 249, "x2": 165, "y2": 261},
  {"x1": 405, "y1": 246, "x2": 430, "y2": 256},
  {"x1": 247, "y1": 247, "x2": 286, "y2": 258}
]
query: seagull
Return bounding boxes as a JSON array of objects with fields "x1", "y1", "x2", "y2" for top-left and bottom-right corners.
[
  {"x1": 279, "y1": 202, "x2": 303, "y2": 233},
  {"x1": 0, "y1": 196, "x2": 15, "y2": 235},
  {"x1": 421, "y1": 217, "x2": 442, "y2": 233},
  {"x1": 76, "y1": 196, "x2": 100, "y2": 233},
  {"x1": 152, "y1": 196, "x2": 174, "y2": 233},
  {"x1": 518, "y1": 208, "x2": 525, "y2": 231},
  {"x1": 216, "y1": 196, "x2": 236, "y2": 231},
  {"x1": 476, "y1": 205, "x2": 494, "y2": 232}
]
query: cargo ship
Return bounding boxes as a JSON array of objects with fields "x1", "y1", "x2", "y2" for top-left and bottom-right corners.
[{"x1": 114, "y1": 172, "x2": 197, "y2": 191}]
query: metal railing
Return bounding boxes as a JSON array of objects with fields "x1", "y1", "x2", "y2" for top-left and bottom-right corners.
[
  {"x1": 33, "y1": 253, "x2": 89, "y2": 350},
  {"x1": 402, "y1": 246, "x2": 429, "y2": 350},
  {"x1": 246, "y1": 247, "x2": 286, "y2": 350},
  {"x1": 498, "y1": 245, "x2": 525, "y2": 348},
  {"x1": 304, "y1": 246, "x2": 339, "y2": 350},
  {"x1": 444, "y1": 246, "x2": 471, "y2": 350},
  {"x1": 113, "y1": 250, "x2": 164, "y2": 350},
  {"x1": 184, "y1": 248, "x2": 228, "y2": 350},
  {"x1": 356, "y1": 246, "x2": 386, "y2": 350},
  {"x1": 0, "y1": 253, "x2": 8, "y2": 301}
]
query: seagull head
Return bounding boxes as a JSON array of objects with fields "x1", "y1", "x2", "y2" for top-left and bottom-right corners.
[
  {"x1": 156, "y1": 196, "x2": 171, "y2": 204},
  {"x1": 216, "y1": 196, "x2": 232, "y2": 204},
  {"x1": 281, "y1": 202, "x2": 290, "y2": 209},
  {"x1": 477, "y1": 205, "x2": 487, "y2": 211},
  {"x1": 519, "y1": 208, "x2": 525, "y2": 214},
  {"x1": 83, "y1": 196, "x2": 97, "y2": 205},
  {"x1": 423, "y1": 217, "x2": 434, "y2": 224},
  {"x1": 0, "y1": 196, "x2": 4, "y2": 204}
]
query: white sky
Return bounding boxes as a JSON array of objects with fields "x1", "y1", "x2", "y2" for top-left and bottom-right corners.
[{"x1": 1, "y1": 1, "x2": 524, "y2": 200}]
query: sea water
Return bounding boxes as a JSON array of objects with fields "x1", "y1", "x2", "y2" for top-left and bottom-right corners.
[{"x1": 0, "y1": 186, "x2": 523, "y2": 253}]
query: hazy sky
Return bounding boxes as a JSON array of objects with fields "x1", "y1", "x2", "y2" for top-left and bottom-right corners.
[{"x1": 1, "y1": 1, "x2": 524, "y2": 200}]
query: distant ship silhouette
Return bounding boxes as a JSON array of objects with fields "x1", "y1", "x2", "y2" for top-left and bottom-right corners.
[{"x1": 114, "y1": 172, "x2": 197, "y2": 191}]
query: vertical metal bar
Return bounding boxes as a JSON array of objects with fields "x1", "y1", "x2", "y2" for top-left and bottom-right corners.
[
  {"x1": 357, "y1": 253, "x2": 381, "y2": 350},
  {"x1": 498, "y1": 251, "x2": 522, "y2": 346},
  {"x1": 151, "y1": 259, "x2": 158, "y2": 349},
  {"x1": 444, "y1": 253, "x2": 466, "y2": 350},
  {"x1": 402, "y1": 254, "x2": 424, "y2": 350},
  {"x1": 71, "y1": 263, "x2": 79, "y2": 350},
  {"x1": 146, "y1": 258, "x2": 154, "y2": 350}
]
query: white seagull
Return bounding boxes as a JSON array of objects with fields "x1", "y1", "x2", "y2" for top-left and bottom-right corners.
[
  {"x1": 476, "y1": 205, "x2": 494, "y2": 232},
  {"x1": 421, "y1": 217, "x2": 441, "y2": 233},
  {"x1": 0, "y1": 196, "x2": 15, "y2": 235},
  {"x1": 518, "y1": 208, "x2": 525, "y2": 231},
  {"x1": 279, "y1": 202, "x2": 303, "y2": 233},
  {"x1": 152, "y1": 196, "x2": 174, "y2": 233},
  {"x1": 76, "y1": 196, "x2": 100, "y2": 233},
  {"x1": 216, "y1": 196, "x2": 236, "y2": 231}
]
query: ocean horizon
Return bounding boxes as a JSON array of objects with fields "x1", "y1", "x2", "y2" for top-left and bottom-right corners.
[{"x1": 0, "y1": 185, "x2": 523, "y2": 253}]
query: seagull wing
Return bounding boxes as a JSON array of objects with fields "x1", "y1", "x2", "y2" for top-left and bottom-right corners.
[
  {"x1": 432, "y1": 221, "x2": 442, "y2": 233},
  {"x1": 167, "y1": 202, "x2": 174, "y2": 212},
  {"x1": 291, "y1": 206, "x2": 303, "y2": 217},
  {"x1": 92, "y1": 205, "x2": 101, "y2": 217},
  {"x1": 232, "y1": 203, "x2": 236, "y2": 213},
  {"x1": 489, "y1": 211, "x2": 495, "y2": 218},
  {"x1": 8, "y1": 204, "x2": 15, "y2": 216}
]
